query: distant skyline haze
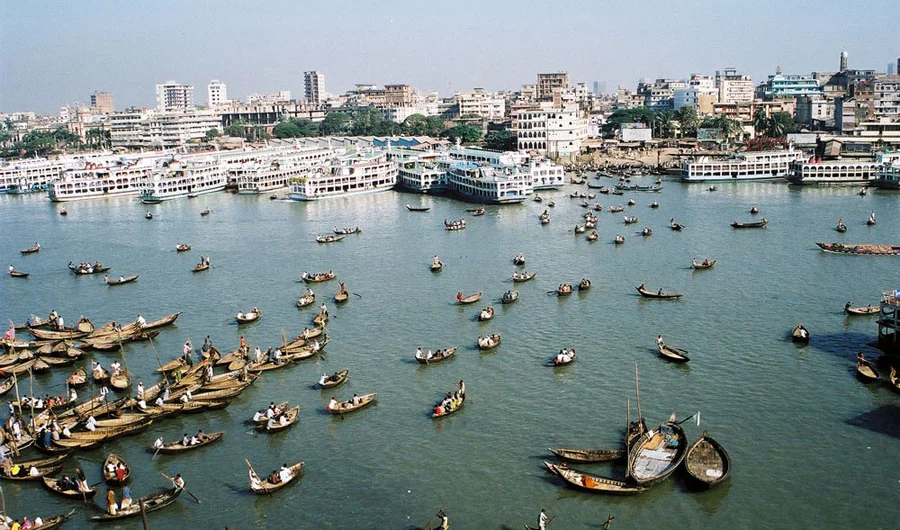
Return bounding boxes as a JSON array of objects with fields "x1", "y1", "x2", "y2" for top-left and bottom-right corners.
[{"x1": 1, "y1": 0, "x2": 898, "y2": 113}]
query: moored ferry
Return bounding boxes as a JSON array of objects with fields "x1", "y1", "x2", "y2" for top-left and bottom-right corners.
[
  {"x1": 49, "y1": 156, "x2": 163, "y2": 202},
  {"x1": 446, "y1": 144, "x2": 564, "y2": 190},
  {"x1": 139, "y1": 158, "x2": 227, "y2": 203},
  {"x1": 681, "y1": 149, "x2": 805, "y2": 182},
  {"x1": 288, "y1": 149, "x2": 397, "y2": 201},
  {"x1": 446, "y1": 161, "x2": 530, "y2": 204},
  {"x1": 396, "y1": 160, "x2": 448, "y2": 193},
  {"x1": 871, "y1": 154, "x2": 900, "y2": 190},
  {"x1": 232, "y1": 148, "x2": 333, "y2": 194},
  {"x1": 786, "y1": 154, "x2": 900, "y2": 185},
  {"x1": 0, "y1": 158, "x2": 68, "y2": 194},
  {"x1": 525, "y1": 158, "x2": 566, "y2": 190}
]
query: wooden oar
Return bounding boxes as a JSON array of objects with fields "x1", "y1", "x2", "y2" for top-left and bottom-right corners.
[
  {"x1": 353, "y1": 292, "x2": 362, "y2": 299},
  {"x1": 160, "y1": 472, "x2": 200, "y2": 504},
  {"x1": 151, "y1": 440, "x2": 163, "y2": 460}
]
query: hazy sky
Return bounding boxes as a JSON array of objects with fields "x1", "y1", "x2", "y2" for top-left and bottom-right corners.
[{"x1": 2, "y1": 0, "x2": 898, "y2": 114}]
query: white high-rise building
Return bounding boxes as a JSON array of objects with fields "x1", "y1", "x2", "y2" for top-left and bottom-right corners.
[
  {"x1": 304, "y1": 71, "x2": 324, "y2": 105},
  {"x1": 515, "y1": 103, "x2": 588, "y2": 160},
  {"x1": 208, "y1": 80, "x2": 227, "y2": 107},
  {"x1": 716, "y1": 69, "x2": 754, "y2": 104},
  {"x1": 156, "y1": 81, "x2": 194, "y2": 112}
]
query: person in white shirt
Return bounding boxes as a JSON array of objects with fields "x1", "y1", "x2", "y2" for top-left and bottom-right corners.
[
  {"x1": 69, "y1": 388, "x2": 77, "y2": 402},
  {"x1": 252, "y1": 410, "x2": 265, "y2": 422},
  {"x1": 62, "y1": 424, "x2": 72, "y2": 438},
  {"x1": 538, "y1": 509, "x2": 549, "y2": 530},
  {"x1": 137, "y1": 399, "x2": 147, "y2": 410},
  {"x1": 99, "y1": 386, "x2": 109, "y2": 400},
  {"x1": 279, "y1": 414, "x2": 289, "y2": 426},
  {"x1": 327, "y1": 397, "x2": 338, "y2": 411},
  {"x1": 266, "y1": 417, "x2": 277, "y2": 430},
  {"x1": 153, "y1": 437, "x2": 164, "y2": 449},
  {"x1": 278, "y1": 464, "x2": 291, "y2": 483},
  {"x1": 656, "y1": 335, "x2": 664, "y2": 347},
  {"x1": 250, "y1": 470, "x2": 261, "y2": 489},
  {"x1": 182, "y1": 434, "x2": 191, "y2": 446},
  {"x1": 85, "y1": 416, "x2": 96, "y2": 431},
  {"x1": 136, "y1": 382, "x2": 144, "y2": 399},
  {"x1": 154, "y1": 396, "x2": 165, "y2": 407},
  {"x1": 136, "y1": 315, "x2": 146, "y2": 328},
  {"x1": 183, "y1": 340, "x2": 192, "y2": 357},
  {"x1": 28, "y1": 465, "x2": 39, "y2": 477}
]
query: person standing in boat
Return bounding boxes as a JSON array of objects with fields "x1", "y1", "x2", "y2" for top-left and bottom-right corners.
[
  {"x1": 538, "y1": 509, "x2": 549, "y2": 530},
  {"x1": 320, "y1": 302, "x2": 328, "y2": 316},
  {"x1": 656, "y1": 335, "x2": 664, "y2": 347}
]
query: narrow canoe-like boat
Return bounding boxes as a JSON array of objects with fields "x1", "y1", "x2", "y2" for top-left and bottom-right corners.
[
  {"x1": 501, "y1": 290, "x2": 519, "y2": 304},
  {"x1": 650, "y1": 201, "x2": 659, "y2": 208},
  {"x1": 406, "y1": 204, "x2": 430, "y2": 212},
  {"x1": 609, "y1": 205, "x2": 624, "y2": 213},
  {"x1": 844, "y1": 302, "x2": 880, "y2": 315},
  {"x1": 301, "y1": 271, "x2": 336, "y2": 283},
  {"x1": 624, "y1": 215, "x2": 638, "y2": 224},
  {"x1": 175, "y1": 243, "x2": 191, "y2": 252},
  {"x1": 0, "y1": 377, "x2": 14, "y2": 395},
  {"x1": 9, "y1": 269, "x2": 29, "y2": 278},
  {"x1": 60, "y1": 209, "x2": 68, "y2": 215},
  {"x1": 478, "y1": 334, "x2": 501, "y2": 350},
  {"x1": 317, "y1": 369, "x2": 349, "y2": 388},
  {"x1": 20, "y1": 244, "x2": 40, "y2": 254},
  {"x1": 478, "y1": 306, "x2": 494, "y2": 321},
  {"x1": 38, "y1": 355, "x2": 76, "y2": 367},
  {"x1": 614, "y1": 235, "x2": 625, "y2": 245},
  {"x1": 835, "y1": 223, "x2": 847, "y2": 233},
  {"x1": 68, "y1": 264, "x2": 111, "y2": 275},
  {"x1": 578, "y1": 279, "x2": 591, "y2": 291},
  {"x1": 43, "y1": 476, "x2": 98, "y2": 499},
  {"x1": 658, "y1": 343, "x2": 690, "y2": 362},
  {"x1": 816, "y1": 242, "x2": 900, "y2": 255},
  {"x1": 557, "y1": 284, "x2": 573, "y2": 296},
  {"x1": 470, "y1": 207, "x2": 485, "y2": 216},
  {"x1": 333, "y1": 226, "x2": 361, "y2": 235},
  {"x1": 549, "y1": 349, "x2": 576, "y2": 366},
  {"x1": 512, "y1": 272, "x2": 536, "y2": 283},
  {"x1": 249, "y1": 461, "x2": 304, "y2": 494},
  {"x1": 684, "y1": 431, "x2": 732, "y2": 489},
  {"x1": 635, "y1": 285, "x2": 683, "y2": 299},
  {"x1": 856, "y1": 355, "x2": 879, "y2": 382},
  {"x1": 432, "y1": 393, "x2": 465, "y2": 419},
  {"x1": 102, "y1": 453, "x2": 131, "y2": 485},
  {"x1": 193, "y1": 262, "x2": 210, "y2": 272},
  {"x1": 89, "y1": 488, "x2": 182, "y2": 521},
  {"x1": 587, "y1": 231, "x2": 599, "y2": 242},
  {"x1": 691, "y1": 259, "x2": 716, "y2": 270},
  {"x1": 575, "y1": 224, "x2": 587, "y2": 233},
  {"x1": 416, "y1": 347, "x2": 457, "y2": 364},
  {"x1": 22, "y1": 509, "x2": 76, "y2": 529},
  {"x1": 236, "y1": 309, "x2": 261, "y2": 324},
  {"x1": 257, "y1": 405, "x2": 300, "y2": 432},
  {"x1": 145, "y1": 212, "x2": 153, "y2": 219},
  {"x1": 457, "y1": 291, "x2": 482, "y2": 304},
  {"x1": 156, "y1": 431, "x2": 224, "y2": 453},
  {"x1": 105, "y1": 274, "x2": 139, "y2": 285},
  {"x1": 327, "y1": 392, "x2": 376, "y2": 414},
  {"x1": 334, "y1": 289, "x2": 349, "y2": 303},
  {"x1": 297, "y1": 293, "x2": 316, "y2": 307},
  {"x1": 29, "y1": 326, "x2": 89, "y2": 340},
  {"x1": 316, "y1": 234, "x2": 345, "y2": 243},
  {"x1": 430, "y1": 261, "x2": 443, "y2": 272},
  {"x1": 750, "y1": 205, "x2": 759, "y2": 214},
  {"x1": 731, "y1": 218, "x2": 768, "y2": 229},
  {"x1": 251, "y1": 402, "x2": 289, "y2": 425},
  {"x1": 627, "y1": 419, "x2": 689, "y2": 486},
  {"x1": 549, "y1": 448, "x2": 625, "y2": 463},
  {"x1": 0, "y1": 462, "x2": 63, "y2": 481},
  {"x1": 791, "y1": 325, "x2": 809, "y2": 343},
  {"x1": 544, "y1": 461, "x2": 647, "y2": 495},
  {"x1": 157, "y1": 357, "x2": 189, "y2": 373}
]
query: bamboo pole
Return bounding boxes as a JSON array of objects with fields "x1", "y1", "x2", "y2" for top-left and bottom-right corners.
[{"x1": 634, "y1": 364, "x2": 642, "y2": 423}]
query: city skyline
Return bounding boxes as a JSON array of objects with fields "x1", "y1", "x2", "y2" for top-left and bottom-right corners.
[{"x1": 1, "y1": 0, "x2": 898, "y2": 114}]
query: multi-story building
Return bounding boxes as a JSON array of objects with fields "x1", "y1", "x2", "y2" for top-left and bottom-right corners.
[
  {"x1": 637, "y1": 78, "x2": 687, "y2": 111},
  {"x1": 110, "y1": 109, "x2": 221, "y2": 148},
  {"x1": 108, "y1": 109, "x2": 151, "y2": 147},
  {"x1": 536, "y1": 73, "x2": 569, "y2": 101},
  {"x1": 90, "y1": 91, "x2": 114, "y2": 114},
  {"x1": 156, "y1": 81, "x2": 194, "y2": 112},
  {"x1": 593, "y1": 81, "x2": 607, "y2": 95},
  {"x1": 758, "y1": 74, "x2": 822, "y2": 100},
  {"x1": 515, "y1": 103, "x2": 588, "y2": 160},
  {"x1": 246, "y1": 91, "x2": 292, "y2": 105},
  {"x1": 207, "y1": 80, "x2": 228, "y2": 107},
  {"x1": 870, "y1": 75, "x2": 900, "y2": 120},
  {"x1": 453, "y1": 89, "x2": 506, "y2": 120},
  {"x1": 795, "y1": 95, "x2": 834, "y2": 128},
  {"x1": 219, "y1": 101, "x2": 325, "y2": 129},
  {"x1": 384, "y1": 84, "x2": 413, "y2": 107},
  {"x1": 716, "y1": 69, "x2": 754, "y2": 104},
  {"x1": 304, "y1": 71, "x2": 324, "y2": 105},
  {"x1": 689, "y1": 74, "x2": 716, "y2": 94}
]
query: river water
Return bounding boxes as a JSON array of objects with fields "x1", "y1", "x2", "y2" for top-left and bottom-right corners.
[{"x1": 1, "y1": 177, "x2": 899, "y2": 529}]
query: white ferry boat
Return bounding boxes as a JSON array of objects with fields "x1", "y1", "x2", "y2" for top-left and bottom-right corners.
[
  {"x1": 447, "y1": 145, "x2": 563, "y2": 190},
  {"x1": 0, "y1": 158, "x2": 68, "y2": 194},
  {"x1": 139, "y1": 158, "x2": 227, "y2": 203},
  {"x1": 787, "y1": 159, "x2": 883, "y2": 185},
  {"x1": 49, "y1": 156, "x2": 163, "y2": 202},
  {"x1": 396, "y1": 159, "x2": 449, "y2": 193},
  {"x1": 681, "y1": 149, "x2": 805, "y2": 182},
  {"x1": 288, "y1": 149, "x2": 397, "y2": 201},
  {"x1": 526, "y1": 158, "x2": 565, "y2": 190},
  {"x1": 446, "y1": 161, "x2": 530, "y2": 204},
  {"x1": 232, "y1": 148, "x2": 334, "y2": 194},
  {"x1": 872, "y1": 155, "x2": 900, "y2": 190}
]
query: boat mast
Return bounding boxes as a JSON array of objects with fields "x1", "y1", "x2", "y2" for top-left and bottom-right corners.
[
  {"x1": 625, "y1": 398, "x2": 631, "y2": 479},
  {"x1": 634, "y1": 364, "x2": 642, "y2": 423}
]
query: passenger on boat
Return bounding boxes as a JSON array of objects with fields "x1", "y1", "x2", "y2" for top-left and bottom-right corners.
[
  {"x1": 351, "y1": 394, "x2": 361, "y2": 406},
  {"x1": 458, "y1": 379, "x2": 465, "y2": 396},
  {"x1": 656, "y1": 335, "x2": 664, "y2": 346},
  {"x1": 457, "y1": 292, "x2": 463, "y2": 303},
  {"x1": 279, "y1": 464, "x2": 291, "y2": 483},
  {"x1": 658, "y1": 289, "x2": 663, "y2": 296},
  {"x1": 196, "y1": 429, "x2": 208, "y2": 442},
  {"x1": 253, "y1": 410, "x2": 266, "y2": 422},
  {"x1": 135, "y1": 314, "x2": 146, "y2": 328},
  {"x1": 115, "y1": 463, "x2": 127, "y2": 482},
  {"x1": 120, "y1": 487, "x2": 133, "y2": 510},
  {"x1": 426, "y1": 350, "x2": 434, "y2": 361},
  {"x1": 328, "y1": 397, "x2": 338, "y2": 411},
  {"x1": 153, "y1": 437, "x2": 164, "y2": 450},
  {"x1": 638, "y1": 283, "x2": 645, "y2": 291},
  {"x1": 268, "y1": 470, "x2": 280, "y2": 484},
  {"x1": 539, "y1": 509, "x2": 549, "y2": 530},
  {"x1": 106, "y1": 489, "x2": 118, "y2": 515}
]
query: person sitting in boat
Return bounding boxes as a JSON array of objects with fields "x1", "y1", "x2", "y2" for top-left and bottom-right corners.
[
  {"x1": 267, "y1": 470, "x2": 281, "y2": 484},
  {"x1": 196, "y1": 429, "x2": 208, "y2": 442},
  {"x1": 656, "y1": 335, "x2": 664, "y2": 346},
  {"x1": 57, "y1": 475, "x2": 77, "y2": 491},
  {"x1": 458, "y1": 380, "x2": 465, "y2": 396},
  {"x1": 181, "y1": 433, "x2": 191, "y2": 446},
  {"x1": 556, "y1": 350, "x2": 567, "y2": 364},
  {"x1": 115, "y1": 463, "x2": 127, "y2": 482},
  {"x1": 153, "y1": 437, "x2": 164, "y2": 450},
  {"x1": 266, "y1": 416, "x2": 278, "y2": 430},
  {"x1": 55, "y1": 314, "x2": 65, "y2": 330},
  {"x1": 278, "y1": 464, "x2": 292, "y2": 483},
  {"x1": 266, "y1": 402, "x2": 277, "y2": 418},
  {"x1": 658, "y1": 288, "x2": 663, "y2": 296},
  {"x1": 273, "y1": 348, "x2": 283, "y2": 365},
  {"x1": 327, "y1": 397, "x2": 338, "y2": 411},
  {"x1": 433, "y1": 255, "x2": 440, "y2": 264},
  {"x1": 278, "y1": 413, "x2": 290, "y2": 426},
  {"x1": 120, "y1": 487, "x2": 133, "y2": 510},
  {"x1": 416, "y1": 346, "x2": 424, "y2": 359},
  {"x1": 351, "y1": 394, "x2": 362, "y2": 406},
  {"x1": 253, "y1": 410, "x2": 266, "y2": 422},
  {"x1": 457, "y1": 292, "x2": 463, "y2": 303},
  {"x1": 425, "y1": 349, "x2": 434, "y2": 361},
  {"x1": 84, "y1": 415, "x2": 97, "y2": 431}
]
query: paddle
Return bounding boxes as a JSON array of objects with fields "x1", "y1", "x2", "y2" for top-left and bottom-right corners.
[
  {"x1": 353, "y1": 292, "x2": 362, "y2": 299},
  {"x1": 160, "y1": 472, "x2": 200, "y2": 504},
  {"x1": 151, "y1": 441, "x2": 162, "y2": 460},
  {"x1": 602, "y1": 514, "x2": 616, "y2": 529},
  {"x1": 675, "y1": 412, "x2": 697, "y2": 426}
]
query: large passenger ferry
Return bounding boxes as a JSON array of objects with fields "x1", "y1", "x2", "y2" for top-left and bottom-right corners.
[
  {"x1": 446, "y1": 145, "x2": 564, "y2": 190},
  {"x1": 787, "y1": 159, "x2": 884, "y2": 185},
  {"x1": 288, "y1": 149, "x2": 397, "y2": 201},
  {"x1": 232, "y1": 148, "x2": 334, "y2": 194},
  {"x1": 396, "y1": 159, "x2": 449, "y2": 193},
  {"x1": 872, "y1": 156, "x2": 900, "y2": 190},
  {"x1": 49, "y1": 156, "x2": 164, "y2": 202},
  {"x1": 139, "y1": 158, "x2": 227, "y2": 203},
  {"x1": 681, "y1": 149, "x2": 805, "y2": 182},
  {"x1": 0, "y1": 158, "x2": 68, "y2": 194},
  {"x1": 446, "y1": 161, "x2": 530, "y2": 204}
]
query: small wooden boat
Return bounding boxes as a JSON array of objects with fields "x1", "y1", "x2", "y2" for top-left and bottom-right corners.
[
  {"x1": 0, "y1": 377, "x2": 14, "y2": 395},
  {"x1": 257, "y1": 405, "x2": 300, "y2": 432},
  {"x1": 549, "y1": 448, "x2": 625, "y2": 463},
  {"x1": 557, "y1": 284, "x2": 573, "y2": 296},
  {"x1": 327, "y1": 392, "x2": 376, "y2": 414},
  {"x1": 550, "y1": 348, "x2": 576, "y2": 366},
  {"x1": 539, "y1": 214, "x2": 551, "y2": 225},
  {"x1": 406, "y1": 204, "x2": 430, "y2": 212},
  {"x1": 609, "y1": 205, "x2": 624, "y2": 213},
  {"x1": 627, "y1": 418, "x2": 689, "y2": 486},
  {"x1": 587, "y1": 230, "x2": 598, "y2": 242},
  {"x1": 316, "y1": 234, "x2": 345, "y2": 243},
  {"x1": 614, "y1": 235, "x2": 625, "y2": 245},
  {"x1": 512, "y1": 272, "x2": 535, "y2": 283},
  {"x1": 101, "y1": 453, "x2": 131, "y2": 485},
  {"x1": 92, "y1": 366, "x2": 110, "y2": 384},
  {"x1": 155, "y1": 431, "x2": 225, "y2": 453},
  {"x1": 750, "y1": 205, "x2": 759, "y2": 214},
  {"x1": 145, "y1": 211, "x2": 153, "y2": 219},
  {"x1": 313, "y1": 311, "x2": 328, "y2": 327},
  {"x1": 835, "y1": 223, "x2": 847, "y2": 233},
  {"x1": 513, "y1": 254, "x2": 525, "y2": 265},
  {"x1": 89, "y1": 487, "x2": 182, "y2": 521},
  {"x1": 432, "y1": 392, "x2": 465, "y2": 419},
  {"x1": 68, "y1": 263, "x2": 110, "y2": 275},
  {"x1": 9, "y1": 268, "x2": 28, "y2": 278},
  {"x1": 175, "y1": 243, "x2": 191, "y2": 252},
  {"x1": 658, "y1": 343, "x2": 690, "y2": 362},
  {"x1": 333, "y1": 226, "x2": 361, "y2": 235},
  {"x1": 249, "y1": 461, "x2": 304, "y2": 494},
  {"x1": 109, "y1": 369, "x2": 131, "y2": 390},
  {"x1": 815, "y1": 242, "x2": 900, "y2": 255},
  {"x1": 636, "y1": 285, "x2": 683, "y2": 299},
  {"x1": 731, "y1": 218, "x2": 768, "y2": 229},
  {"x1": 578, "y1": 279, "x2": 591, "y2": 291},
  {"x1": 691, "y1": 258, "x2": 716, "y2": 270},
  {"x1": 105, "y1": 274, "x2": 139, "y2": 285},
  {"x1": 627, "y1": 198, "x2": 636, "y2": 206},
  {"x1": 501, "y1": 290, "x2": 519, "y2": 304},
  {"x1": 192, "y1": 262, "x2": 210, "y2": 272},
  {"x1": 444, "y1": 218, "x2": 467, "y2": 230},
  {"x1": 317, "y1": 369, "x2": 349, "y2": 388},
  {"x1": 544, "y1": 461, "x2": 647, "y2": 495},
  {"x1": 334, "y1": 289, "x2": 349, "y2": 303},
  {"x1": 533, "y1": 194, "x2": 543, "y2": 202},
  {"x1": 20, "y1": 244, "x2": 40, "y2": 254},
  {"x1": 251, "y1": 402, "x2": 289, "y2": 425},
  {"x1": 416, "y1": 347, "x2": 457, "y2": 364},
  {"x1": 43, "y1": 476, "x2": 98, "y2": 499},
  {"x1": 858, "y1": 187, "x2": 868, "y2": 196},
  {"x1": 856, "y1": 353, "x2": 879, "y2": 382},
  {"x1": 200, "y1": 208, "x2": 210, "y2": 216},
  {"x1": 547, "y1": 200, "x2": 555, "y2": 207},
  {"x1": 624, "y1": 215, "x2": 638, "y2": 224},
  {"x1": 457, "y1": 291, "x2": 482, "y2": 304},
  {"x1": 669, "y1": 220, "x2": 684, "y2": 231},
  {"x1": 684, "y1": 431, "x2": 732, "y2": 489},
  {"x1": 478, "y1": 334, "x2": 501, "y2": 350},
  {"x1": 470, "y1": 207, "x2": 485, "y2": 216},
  {"x1": 791, "y1": 325, "x2": 809, "y2": 343},
  {"x1": 296, "y1": 293, "x2": 317, "y2": 310},
  {"x1": 844, "y1": 302, "x2": 880, "y2": 315},
  {"x1": 0, "y1": 462, "x2": 63, "y2": 481},
  {"x1": 236, "y1": 308, "x2": 261, "y2": 324},
  {"x1": 59, "y1": 208, "x2": 67, "y2": 216},
  {"x1": 650, "y1": 201, "x2": 659, "y2": 208},
  {"x1": 301, "y1": 270, "x2": 336, "y2": 283},
  {"x1": 430, "y1": 260, "x2": 443, "y2": 272},
  {"x1": 478, "y1": 306, "x2": 494, "y2": 321},
  {"x1": 574, "y1": 224, "x2": 587, "y2": 234}
]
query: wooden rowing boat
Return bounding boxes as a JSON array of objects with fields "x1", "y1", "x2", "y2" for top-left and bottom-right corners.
[
  {"x1": 478, "y1": 306, "x2": 494, "y2": 321},
  {"x1": 815, "y1": 242, "x2": 900, "y2": 255},
  {"x1": 791, "y1": 325, "x2": 810, "y2": 343},
  {"x1": 327, "y1": 392, "x2": 376, "y2": 414},
  {"x1": 501, "y1": 290, "x2": 519, "y2": 304},
  {"x1": 334, "y1": 289, "x2": 349, "y2": 303},
  {"x1": 557, "y1": 284, "x2": 573, "y2": 296},
  {"x1": 890, "y1": 366, "x2": 900, "y2": 392},
  {"x1": 20, "y1": 244, "x2": 40, "y2": 254},
  {"x1": 316, "y1": 234, "x2": 345, "y2": 243},
  {"x1": 407, "y1": 204, "x2": 430, "y2": 212},
  {"x1": 856, "y1": 354, "x2": 879, "y2": 382},
  {"x1": 102, "y1": 453, "x2": 131, "y2": 486},
  {"x1": 29, "y1": 327, "x2": 89, "y2": 340},
  {"x1": 175, "y1": 243, "x2": 191, "y2": 252},
  {"x1": 684, "y1": 431, "x2": 732, "y2": 489},
  {"x1": 9, "y1": 268, "x2": 29, "y2": 278},
  {"x1": 731, "y1": 218, "x2": 768, "y2": 229},
  {"x1": 627, "y1": 418, "x2": 688, "y2": 486},
  {"x1": 297, "y1": 293, "x2": 316, "y2": 307},
  {"x1": 513, "y1": 254, "x2": 525, "y2": 265},
  {"x1": 249, "y1": 461, "x2": 304, "y2": 494},
  {"x1": 313, "y1": 311, "x2": 328, "y2": 327},
  {"x1": 512, "y1": 272, "x2": 535, "y2": 283},
  {"x1": 156, "y1": 431, "x2": 224, "y2": 453},
  {"x1": 691, "y1": 258, "x2": 716, "y2": 270},
  {"x1": 415, "y1": 347, "x2": 457, "y2": 364},
  {"x1": 89, "y1": 488, "x2": 182, "y2": 521},
  {"x1": 432, "y1": 392, "x2": 465, "y2": 419},
  {"x1": 105, "y1": 274, "x2": 139, "y2": 286},
  {"x1": 257, "y1": 405, "x2": 300, "y2": 432},
  {"x1": 457, "y1": 291, "x2": 482, "y2": 304},
  {"x1": 478, "y1": 334, "x2": 501, "y2": 350},
  {"x1": 193, "y1": 262, "x2": 210, "y2": 272},
  {"x1": 301, "y1": 271, "x2": 336, "y2": 283},
  {"x1": 549, "y1": 448, "x2": 625, "y2": 463},
  {"x1": 110, "y1": 370, "x2": 131, "y2": 390},
  {"x1": 544, "y1": 461, "x2": 647, "y2": 495},
  {"x1": 43, "y1": 476, "x2": 98, "y2": 499},
  {"x1": 236, "y1": 308, "x2": 261, "y2": 324},
  {"x1": 578, "y1": 279, "x2": 591, "y2": 291},
  {"x1": 658, "y1": 343, "x2": 690, "y2": 362},
  {"x1": 844, "y1": 302, "x2": 880, "y2": 316},
  {"x1": 0, "y1": 462, "x2": 63, "y2": 481},
  {"x1": 636, "y1": 285, "x2": 683, "y2": 299},
  {"x1": 549, "y1": 349, "x2": 576, "y2": 366},
  {"x1": 317, "y1": 369, "x2": 349, "y2": 389}
]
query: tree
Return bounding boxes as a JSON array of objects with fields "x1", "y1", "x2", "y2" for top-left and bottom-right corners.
[
  {"x1": 765, "y1": 112, "x2": 796, "y2": 139},
  {"x1": 752, "y1": 108, "x2": 769, "y2": 137},
  {"x1": 423, "y1": 116, "x2": 446, "y2": 137},
  {"x1": 708, "y1": 115, "x2": 742, "y2": 146},
  {"x1": 652, "y1": 111, "x2": 674, "y2": 139},
  {"x1": 484, "y1": 129, "x2": 518, "y2": 151},
  {"x1": 204, "y1": 128, "x2": 220, "y2": 141},
  {"x1": 351, "y1": 107, "x2": 386, "y2": 136},
  {"x1": 602, "y1": 108, "x2": 655, "y2": 136},
  {"x1": 273, "y1": 121, "x2": 302, "y2": 138},
  {"x1": 223, "y1": 120, "x2": 247, "y2": 138},
  {"x1": 288, "y1": 118, "x2": 319, "y2": 137},
  {"x1": 402, "y1": 114, "x2": 431, "y2": 136},
  {"x1": 444, "y1": 124, "x2": 483, "y2": 145},
  {"x1": 320, "y1": 112, "x2": 350, "y2": 136},
  {"x1": 674, "y1": 105, "x2": 699, "y2": 137}
]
